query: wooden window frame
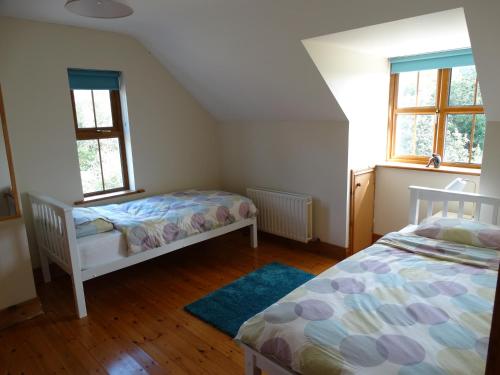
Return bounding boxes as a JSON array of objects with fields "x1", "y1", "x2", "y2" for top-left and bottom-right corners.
[
  {"x1": 70, "y1": 89, "x2": 130, "y2": 197},
  {"x1": 387, "y1": 67, "x2": 484, "y2": 168}
]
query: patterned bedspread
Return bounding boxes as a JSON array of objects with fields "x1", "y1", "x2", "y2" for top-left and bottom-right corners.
[
  {"x1": 236, "y1": 232, "x2": 499, "y2": 374},
  {"x1": 84, "y1": 190, "x2": 257, "y2": 254}
]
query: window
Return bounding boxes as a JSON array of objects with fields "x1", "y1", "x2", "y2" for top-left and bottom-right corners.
[
  {"x1": 388, "y1": 51, "x2": 486, "y2": 168},
  {"x1": 68, "y1": 69, "x2": 129, "y2": 196}
]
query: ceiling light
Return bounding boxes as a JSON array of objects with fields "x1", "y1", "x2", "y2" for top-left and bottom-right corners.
[{"x1": 65, "y1": 0, "x2": 133, "y2": 19}]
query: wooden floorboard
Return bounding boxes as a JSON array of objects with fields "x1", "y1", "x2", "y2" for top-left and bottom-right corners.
[{"x1": 0, "y1": 231, "x2": 340, "y2": 375}]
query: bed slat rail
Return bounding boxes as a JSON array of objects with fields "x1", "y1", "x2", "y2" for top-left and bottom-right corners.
[
  {"x1": 408, "y1": 186, "x2": 500, "y2": 225},
  {"x1": 30, "y1": 192, "x2": 87, "y2": 317},
  {"x1": 29, "y1": 193, "x2": 77, "y2": 274}
]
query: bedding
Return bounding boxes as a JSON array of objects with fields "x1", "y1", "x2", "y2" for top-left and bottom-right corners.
[
  {"x1": 77, "y1": 230, "x2": 127, "y2": 270},
  {"x1": 73, "y1": 207, "x2": 114, "y2": 238},
  {"x1": 415, "y1": 216, "x2": 500, "y2": 250},
  {"x1": 74, "y1": 190, "x2": 257, "y2": 255},
  {"x1": 236, "y1": 231, "x2": 499, "y2": 374}
]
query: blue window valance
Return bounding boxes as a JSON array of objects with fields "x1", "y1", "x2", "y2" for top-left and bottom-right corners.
[
  {"x1": 68, "y1": 68, "x2": 120, "y2": 90},
  {"x1": 390, "y1": 48, "x2": 475, "y2": 73}
]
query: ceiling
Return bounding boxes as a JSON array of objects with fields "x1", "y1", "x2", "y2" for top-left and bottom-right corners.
[
  {"x1": 308, "y1": 8, "x2": 470, "y2": 58},
  {"x1": 2, "y1": 0, "x2": 500, "y2": 122}
]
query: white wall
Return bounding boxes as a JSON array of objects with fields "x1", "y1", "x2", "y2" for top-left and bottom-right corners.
[
  {"x1": 300, "y1": 40, "x2": 390, "y2": 248},
  {"x1": 218, "y1": 121, "x2": 349, "y2": 250},
  {"x1": 303, "y1": 42, "x2": 390, "y2": 170},
  {"x1": 374, "y1": 166, "x2": 480, "y2": 234},
  {"x1": 0, "y1": 17, "x2": 221, "y2": 279},
  {"x1": 478, "y1": 121, "x2": 500, "y2": 198},
  {"x1": 0, "y1": 219, "x2": 36, "y2": 310}
]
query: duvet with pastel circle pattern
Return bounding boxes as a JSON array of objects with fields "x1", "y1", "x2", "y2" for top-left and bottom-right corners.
[
  {"x1": 78, "y1": 190, "x2": 257, "y2": 255},
  {"x1": 236, "y1": 231, "x2": 499, "y2": 375}
]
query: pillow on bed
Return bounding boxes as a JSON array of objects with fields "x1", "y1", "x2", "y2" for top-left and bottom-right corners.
[
  {"x1": 73, "y1": 207, "x2": 114, "y2": 238},
  {"x1": 414, "y1": 217, "x2": 500, "y2": 250}
]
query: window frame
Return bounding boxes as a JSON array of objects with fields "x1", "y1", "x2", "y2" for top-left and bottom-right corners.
[
  {"x1": 387, "y1": 67, "x2": 484, "y2": 168},
  {"x1": 70, "y1": 89, "x2": 130, "y2": 197}
]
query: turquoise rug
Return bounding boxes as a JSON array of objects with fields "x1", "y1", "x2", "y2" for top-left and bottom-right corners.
[{"x1": 184, "y1": 262, "x2": 314, "y2": 337}]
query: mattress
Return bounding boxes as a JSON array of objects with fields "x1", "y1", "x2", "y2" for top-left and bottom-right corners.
[{"x1": 77, "y1": 230, "x2": 127, "y2": 270}]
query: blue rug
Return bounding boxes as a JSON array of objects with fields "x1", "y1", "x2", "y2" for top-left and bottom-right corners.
[{"x1": 184, "y1": 262, "x2": 314, "y2": 337}]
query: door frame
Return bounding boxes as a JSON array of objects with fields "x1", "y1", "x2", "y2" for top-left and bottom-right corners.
[{"x1": 348, "y1": 168, "x2": 376, "y2": 256}]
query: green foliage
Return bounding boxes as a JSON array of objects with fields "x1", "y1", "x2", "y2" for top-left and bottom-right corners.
[
  {"x1": 395, "y1": 115, "x2": 434, "y2": 156},
  {"x1": 77, "y1": 141, "x2": 98, "y2": 171},
  {"x1": 449, "y1": 66, "x2": 478, "y2": 106},
  {"x1": 444, "y1": 113, "x2": 485, "y2": 164},
  {"x1": 77, "y1": 140, "x2": 103, "y2": 194}
]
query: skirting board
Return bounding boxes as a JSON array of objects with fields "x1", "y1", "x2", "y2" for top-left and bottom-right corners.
[
  {"x1": 0, "y1": 297, "x2": 43, "y2": 331},
  {"x1": 373, "y1": 233, "x2": 383, "y2": 243},
  {"x1": 259, "y1": 231, "x2": 347, "y2": 261}
]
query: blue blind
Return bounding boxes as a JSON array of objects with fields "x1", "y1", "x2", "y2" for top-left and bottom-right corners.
[
  {"x1": 68, "y1": 69, "x2": 120, "y2": 90},
  {"x1": 390, "y1": 48, "x2": 474, "y2": 73}
]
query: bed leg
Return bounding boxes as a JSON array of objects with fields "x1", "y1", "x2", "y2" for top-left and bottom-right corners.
[
  {"x1": 71, "y1": 273, "x2": 87, "y2": 318},
  {"x1": 39, "y1": 249, "x2": 51, "y2": 283},
  {"x1": 244, "y1": 348, "x2": 262, "y2": 375},
  {"x1": 250, "y1": 221, "x2": 258, "y2": 248}
]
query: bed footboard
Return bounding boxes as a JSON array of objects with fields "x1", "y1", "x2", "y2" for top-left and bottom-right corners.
[
  {"x1": 409, "y1": 186, "x2": 500, "y2": 225},
  {"x1": 29, "y1": 193, "x2": 87, "y2": 318}
]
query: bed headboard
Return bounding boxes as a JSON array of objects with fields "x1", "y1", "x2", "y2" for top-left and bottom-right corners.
[{"x1": 408, "y1": 186, "x2": 500, "y2": 225}]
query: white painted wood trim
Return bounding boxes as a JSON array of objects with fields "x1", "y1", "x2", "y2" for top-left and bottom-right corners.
[
  {"x1": 408, "y1": 186, "x2": 500, "y2": 225},
  {"x1": 29, "y1": 192, "x2": 77, "y2": 276},
  {"x1": 408, "y1": 187, "x2": 420, "y2": 225},
  {"x1": 251, "y1": 220, "x2": 258, "y2": 248},
  {"x1": 29, "y1": 192, "x2": 258, "y2": 319},
  {"x1": 39, "y1": 248, "x2": 51, "y2": 283},
  {"x1": 241, "y1": 344, "x2": 293, "y2": 375}
]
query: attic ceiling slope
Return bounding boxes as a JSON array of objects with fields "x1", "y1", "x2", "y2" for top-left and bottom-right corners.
[{"x1": 2, "y1": 0, "x2": 500, "y2": 122}]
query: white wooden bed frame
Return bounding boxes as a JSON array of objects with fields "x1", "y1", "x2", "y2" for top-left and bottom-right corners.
[
  {"x1": 29, "y1": 192, "x2": 258, "y2": 319},
  {"x1": 241, "y1": 185, "x2": 500, "y2": 375}
]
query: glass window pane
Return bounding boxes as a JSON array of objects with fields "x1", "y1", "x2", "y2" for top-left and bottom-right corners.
[
  {"x1": 472, "y1": 114, "x2": 486, "y2": 164},
  {"x1": 476, "y1": 83, "x2": 483, "y2": 106},
  {"x1": 77, "y1": 140, "x2": 103, "y2": 194},
  {"x1": 73, "y1": 90, "x2": 95, "y2": 128},
  {"x1": 100, "y1": 138, "x2": 124, "y2": 190},
  {"x1": 395, "y1": 114, "x2": 434, "y2": 156},
  {"x1": 444, "y1": 114, "x2": 473, "y2": 163},
  {"x1": 93, "y1": 90, "x2": 113, "y2": 128},
  {"x1": 397, "y1": 70, "x2": 437, "y2": 108},
  {"x1": 417, "y1": 69, "x2": 438, "y2": 107},
  {"x1": 397, "y1": 71, "x2": 418, "y2": 107},
  {"x1": 449, "y1": 66, "x2": 477, "y2": 106}
]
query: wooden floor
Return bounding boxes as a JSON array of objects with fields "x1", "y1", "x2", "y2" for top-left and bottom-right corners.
[{"x1": 0, "y1": 231, "x2": 341, "y2": 375}]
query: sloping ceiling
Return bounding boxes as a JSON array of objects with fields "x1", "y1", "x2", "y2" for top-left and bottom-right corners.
[
  {"x1": 1, "y1": 0, "x2": 500, "y2": 122},
  {"x1": 308, "y1": 8, "x2": 470, "y2": 59}
]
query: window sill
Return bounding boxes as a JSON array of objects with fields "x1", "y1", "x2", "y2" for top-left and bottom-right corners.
[
  {"x1": 376, "y1": 161, "x2": 481, "y2": 176},
  {"x1": 74, "y1": 189, "x2": 145, "y2": 205}
]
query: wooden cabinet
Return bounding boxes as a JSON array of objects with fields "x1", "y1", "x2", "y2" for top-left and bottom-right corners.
[{"x1": 349, "y1": 168, "x2": 375, "y2": 256}]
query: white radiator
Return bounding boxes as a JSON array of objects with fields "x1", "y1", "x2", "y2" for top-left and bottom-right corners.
[{"x1": 246, "y1": 188, "x2": 313, "y2": 243}]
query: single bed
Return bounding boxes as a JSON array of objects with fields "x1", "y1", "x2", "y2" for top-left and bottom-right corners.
[
  {"x1": 236, "y1": 186, "x2": 500, "y2": 375},
  {"x1": 29, "y1": 190, "x2": 258, "y2": 318}
]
